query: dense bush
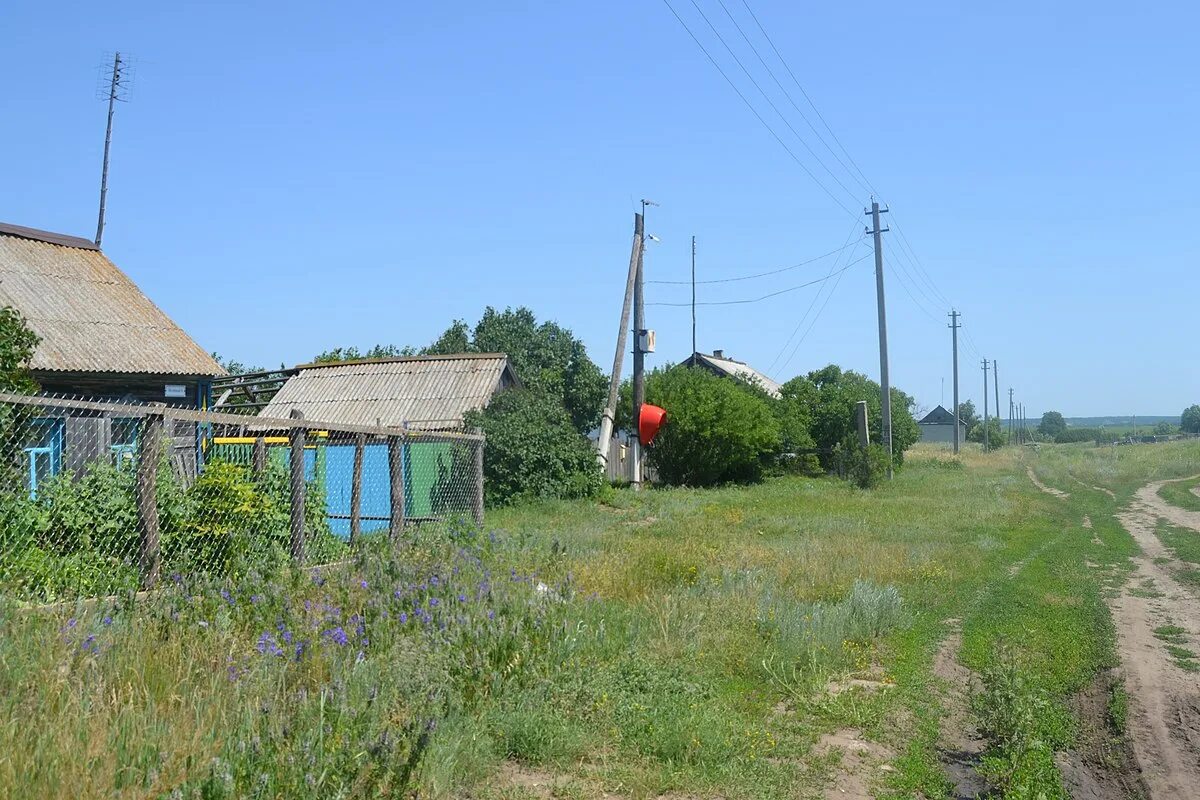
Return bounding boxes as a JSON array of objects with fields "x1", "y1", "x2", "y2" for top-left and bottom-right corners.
[
  {"x1": 968, "y1": 416, "x2": 1007, "y2": 447},
  {"x1": 0, "y1": 453, "x2": 344, "y2": 601},
  {"x1": 1181, "y1": 405, "x2": 1200, "y2": 434},
  {"x1": 834, "y1": 443, "x2": 892, "y2": 489},
  {"x1": 640, "y1": 366, "x2": 781, "y2": 486},
  {"x1": 793, "y1": 365, "x2": 920, "y2": 471},
  {"x1": 465, "y1": 389, "x2": 602, "y2": 506},
  {"x1": 1051, "y1": 427, "x2": 1102, "y2": 444}
]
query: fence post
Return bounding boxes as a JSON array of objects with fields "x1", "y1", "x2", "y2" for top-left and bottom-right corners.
[
  {"x1": 472, "y1": 437, "x2": 485, "y2": 527},
  {"x1": 350, "y1": 432, "x2": 365, "y2": 543},
  {"x1": 289, "y1": 409, "x2": 306, "y2": 564},
  {"x1": 136, "y1": 405, "x2": 165, "y2": 588},
  {"x1": 388, "y1": 432, "x2": 405, "y2": 541},
  {"x1": 252, "y1": 436, "x2": 267, "y2": 474}
]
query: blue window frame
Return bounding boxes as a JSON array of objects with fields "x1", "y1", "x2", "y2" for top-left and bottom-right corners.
[
  {"x1": 24, "y1": 418, "x2": 64, "y2": 498},
  {"x1": 110, "y1": 417, "x2": 139, "y2": 469}
]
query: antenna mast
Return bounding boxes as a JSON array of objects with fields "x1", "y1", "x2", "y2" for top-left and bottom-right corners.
[{"x1": 96, "y1": 52, "x2": 128, "y2": 247}]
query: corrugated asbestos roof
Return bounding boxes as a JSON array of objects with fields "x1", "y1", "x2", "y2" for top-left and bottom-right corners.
[
  {"x1": 258, "y1": 354, "x2": 517, "y2": 430},
  {"x1": 0, "y1": 223, "x2": 223, "y2": 376},
  {"x1": 688, "y1": 352, "x2": 782, "y2": 398}
]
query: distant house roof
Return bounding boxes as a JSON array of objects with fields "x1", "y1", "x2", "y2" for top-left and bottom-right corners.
[
  {"x1": 0, "y1": 222, "x2": 223, "y2": 377},
  {"x1": 258, "y1": 354, "x2": 519, "y2": 430},
  {"x1": 682, "y1": 350, "x2": 782, "y2": 398},
  {"x1": 919, "y1": 405, "x2": 962, "y2": 426}
]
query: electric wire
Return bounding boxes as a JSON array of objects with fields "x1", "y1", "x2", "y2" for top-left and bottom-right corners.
[
  {"x1": 659, "y1": 0, "x2": 862, "y2": 222},
  {"x1": 765, "y1": 218, "x2": 864, "y2": 374},
  {"x1": 647, "y1": 251, "x2": 871, "y2": 307},
  {"x1": 773, "y1": 240, "x2": 865, "y2": 378},
  {"x1": 738, "y1": 0, "x2": 879, "y2": 197},
  {"x1": 646, "y1": 238, "x2": 861, "y2": 285},
  {"x1": 709, "y1": 0, "x2": 871, "y2": 201}
]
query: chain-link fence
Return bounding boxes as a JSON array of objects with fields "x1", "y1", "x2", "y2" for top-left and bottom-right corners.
[{"x1": 0, "y1": 392, "x2": 484, "y2": 602}]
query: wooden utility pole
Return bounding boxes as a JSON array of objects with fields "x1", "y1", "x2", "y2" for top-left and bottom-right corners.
[
  {"x1": 948, "y1": 310, "x2": 961, "y2": 454},
  {"x1": 691, "y1": 235, "x2": 697, "y2": 359},
  {"x1": 981, "y1": 359, "x2": 990, "y2": 452},
  {"x1": 867, "y1": 200, "x2": 892, "y2": 477},
  {"x1": 596, "y1": 213, "x2": 643, "y2": 466}
]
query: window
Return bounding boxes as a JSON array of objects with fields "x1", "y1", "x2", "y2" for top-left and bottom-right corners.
[
  {"x1": 110, "y1": 417, "x2": 140, "y2": 469},
  {"x1": 24, "y1": 418, "x2": 64, "y2": 498}
]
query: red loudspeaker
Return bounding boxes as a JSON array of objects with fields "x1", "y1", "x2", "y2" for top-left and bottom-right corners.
[{"x1": 639, "y1": 404, "x2": 667, "y2": 446}]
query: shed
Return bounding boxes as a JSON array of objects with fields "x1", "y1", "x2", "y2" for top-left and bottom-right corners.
[
  {"x1": 680, "y1": 350, "x2": 782, "y2": 398},
  {"x1": 0, "y1": 222, "x2": 223, "y2": 489},
  {"x1": 918, "y1": 405, "x2": 967, "y2": 445},
  {"x1": 255, "y1": 354, "x2": 518, "y2": 534}
]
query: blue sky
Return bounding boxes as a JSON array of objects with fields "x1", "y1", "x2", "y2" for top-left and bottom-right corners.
[{"x1": 2, "y1": 1, "x2": 1196, "y2": 417}]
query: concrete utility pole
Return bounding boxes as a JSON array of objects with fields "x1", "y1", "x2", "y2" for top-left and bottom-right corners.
[
  {"x1": 1009, "y1": 388, "x2": 1015, "y2": 443},
  {"x1": 982, "y1": 359, "x2": 990, "y2": 452},
  {"x1": 948, "y1": 310, "x2": 961, "y2": 454},
  {"x1": 867, "y1": 200, "x2": 892, "y2": 477},
  {"x1": 596, "y1": 213, "x2": 643, "y2": 466},
  {"x1": 632, "y1": 199, "x2": 657, "y2": 489},
  {"x1": 96, "y1": 52, "x2": 125, "y2": 248},
  {"x1": 993, "y1": 360, "x2": 1000, "y2": 444}
]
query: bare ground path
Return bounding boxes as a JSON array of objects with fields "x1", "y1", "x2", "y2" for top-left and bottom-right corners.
[{"x1": 1110, "y1": 478, "x2": 1200, "y2": 798}]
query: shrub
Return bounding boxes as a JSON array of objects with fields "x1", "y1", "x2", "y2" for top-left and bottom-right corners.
[
  {"x1": 1054, "y1": 427, "x2": 1102, "y2": 444},
  {"x1": 796, "y1": 366, "x2": 920, "y2": 471},
  {"x1": 465, "y1": 389, "x2": 602, "y2": 506},
  {"x1": 641, "y1": 366, "x2": 781, "y2": 486},
  {"x1": 834, "y1": 443, "x2": 891, "y2": 489}
]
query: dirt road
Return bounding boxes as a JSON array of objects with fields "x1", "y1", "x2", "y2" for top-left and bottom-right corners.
[{"x1": 1110, "y1": 478, "x2": 1200, "y2": 798}]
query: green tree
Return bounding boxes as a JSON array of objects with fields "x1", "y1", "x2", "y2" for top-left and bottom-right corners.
[
  {"x1": 1038, "y1": 411, "x2": 1067, "y2": 439},
  {"x1": 1182, "y1": 405, "x2": 1200, "y2": 434},
  {"x1": 797, "y1": 365, "x2": 920, "y2": 470},
  {"x1": 464, "y1": 389, "x2": 602, "y2": 506},
  {"x1": 311, "y1": 344, "x2": 417, "y2": 363},
  {"x1": 1154, "y1": 420, "x2": 1174, "y2": 436},
  {"x1": 968, "y1": 416, "x2": 1007, "y2": 447},
  {"x1": 956, "y1": 400, "x2": 979, "y2": 431},
  {"x1": 0, "y1": 306, "x2": 39, "y2": 394},
  {"x1": 641, "y1": 366, "x2": 781, "y2": 486}
]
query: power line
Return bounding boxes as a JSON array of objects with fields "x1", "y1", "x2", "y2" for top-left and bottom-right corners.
[
  {"x1": 738, "y1": 0, "x2": 879, "y2": 196},
  {"x1": 648, "y1": 251, "x2": 871, "y2": 307},
  {"x1": 647, "y1": 238, "x2": 861, "y2": 285},
  {"x1": 766, "y1": 219, "x2": 865, "y2": 374},
  {"x1": 709, "y1": 0, "x2": 870, "y2": 200},
  {"x1": 772, "y1": 239, "x2": 865, "y2": 378},
  {"x1": 658, "y1": 0, "x2": 862, "y2": 222}
]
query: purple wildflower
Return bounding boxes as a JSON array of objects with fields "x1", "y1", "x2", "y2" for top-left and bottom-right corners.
[
  {"x1": 359, "y1": 579, "x2": 368, "y2": 590},
  {"x1": 487, "y1": 610, "x2": 496, "y2": 620},
  {"x1": 101, "y1": 615, "x2": 113, "y2": 626},
  {"x1": 80, "y1": 634, "x2": 97, "y2": 653},
  {"x1": 429, "y1": 597, "x2": 440, "y2": 608},
  {"x1": 458, "y1": 594, "x2": 467, "y2": 603},
  {"x1": 220, "y1": 589, "x2": 234, "y2": 604},
  {"x1": 256, "y1": 632, "x2": 284, "y2": 657},
  {"x1": 250, "y1": 594, "x2": 263, "y2": 605},
  {"x1": 399, "y1": 612, "x2": 408, "y2": 624},
  {"x1": 324, "y1": 627, "x2": 349, "y2": 646}
]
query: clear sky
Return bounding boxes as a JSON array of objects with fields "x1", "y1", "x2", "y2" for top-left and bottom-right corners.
[{"x1": 2, "y1": 1, "x2": 1196, "y2": 418}]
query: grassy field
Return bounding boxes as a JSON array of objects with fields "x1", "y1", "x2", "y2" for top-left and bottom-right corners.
[{"x1": 6, "y1": 441, "x2": 1200, "y2": 798}]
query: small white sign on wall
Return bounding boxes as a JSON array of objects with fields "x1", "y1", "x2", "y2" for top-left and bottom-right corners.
[{"x1": 164, "y1": 384, "x2": 187, "y2": 399}]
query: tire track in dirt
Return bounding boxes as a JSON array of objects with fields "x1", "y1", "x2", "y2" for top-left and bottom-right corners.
[
  {"x1": 1109, "y1": 478, "x2": 1200, "y2": 799},
  {"x1": 1027, "y1": 467, "x2": 1070, "y2": 500}
]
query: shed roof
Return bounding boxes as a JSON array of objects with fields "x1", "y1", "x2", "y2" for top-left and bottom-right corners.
[
  {"x1": 0, "y1": 222, "x2": 223, "y2": 377},
  {"x1": 258, "y1": 354, "x2": 518, "y2": 430},
  {"x1": 684, "y1": 351, "x2": 782, "y2": 398},
  {"x1": 918, "y1": 405, "x2": 962, "y2": 426}
]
